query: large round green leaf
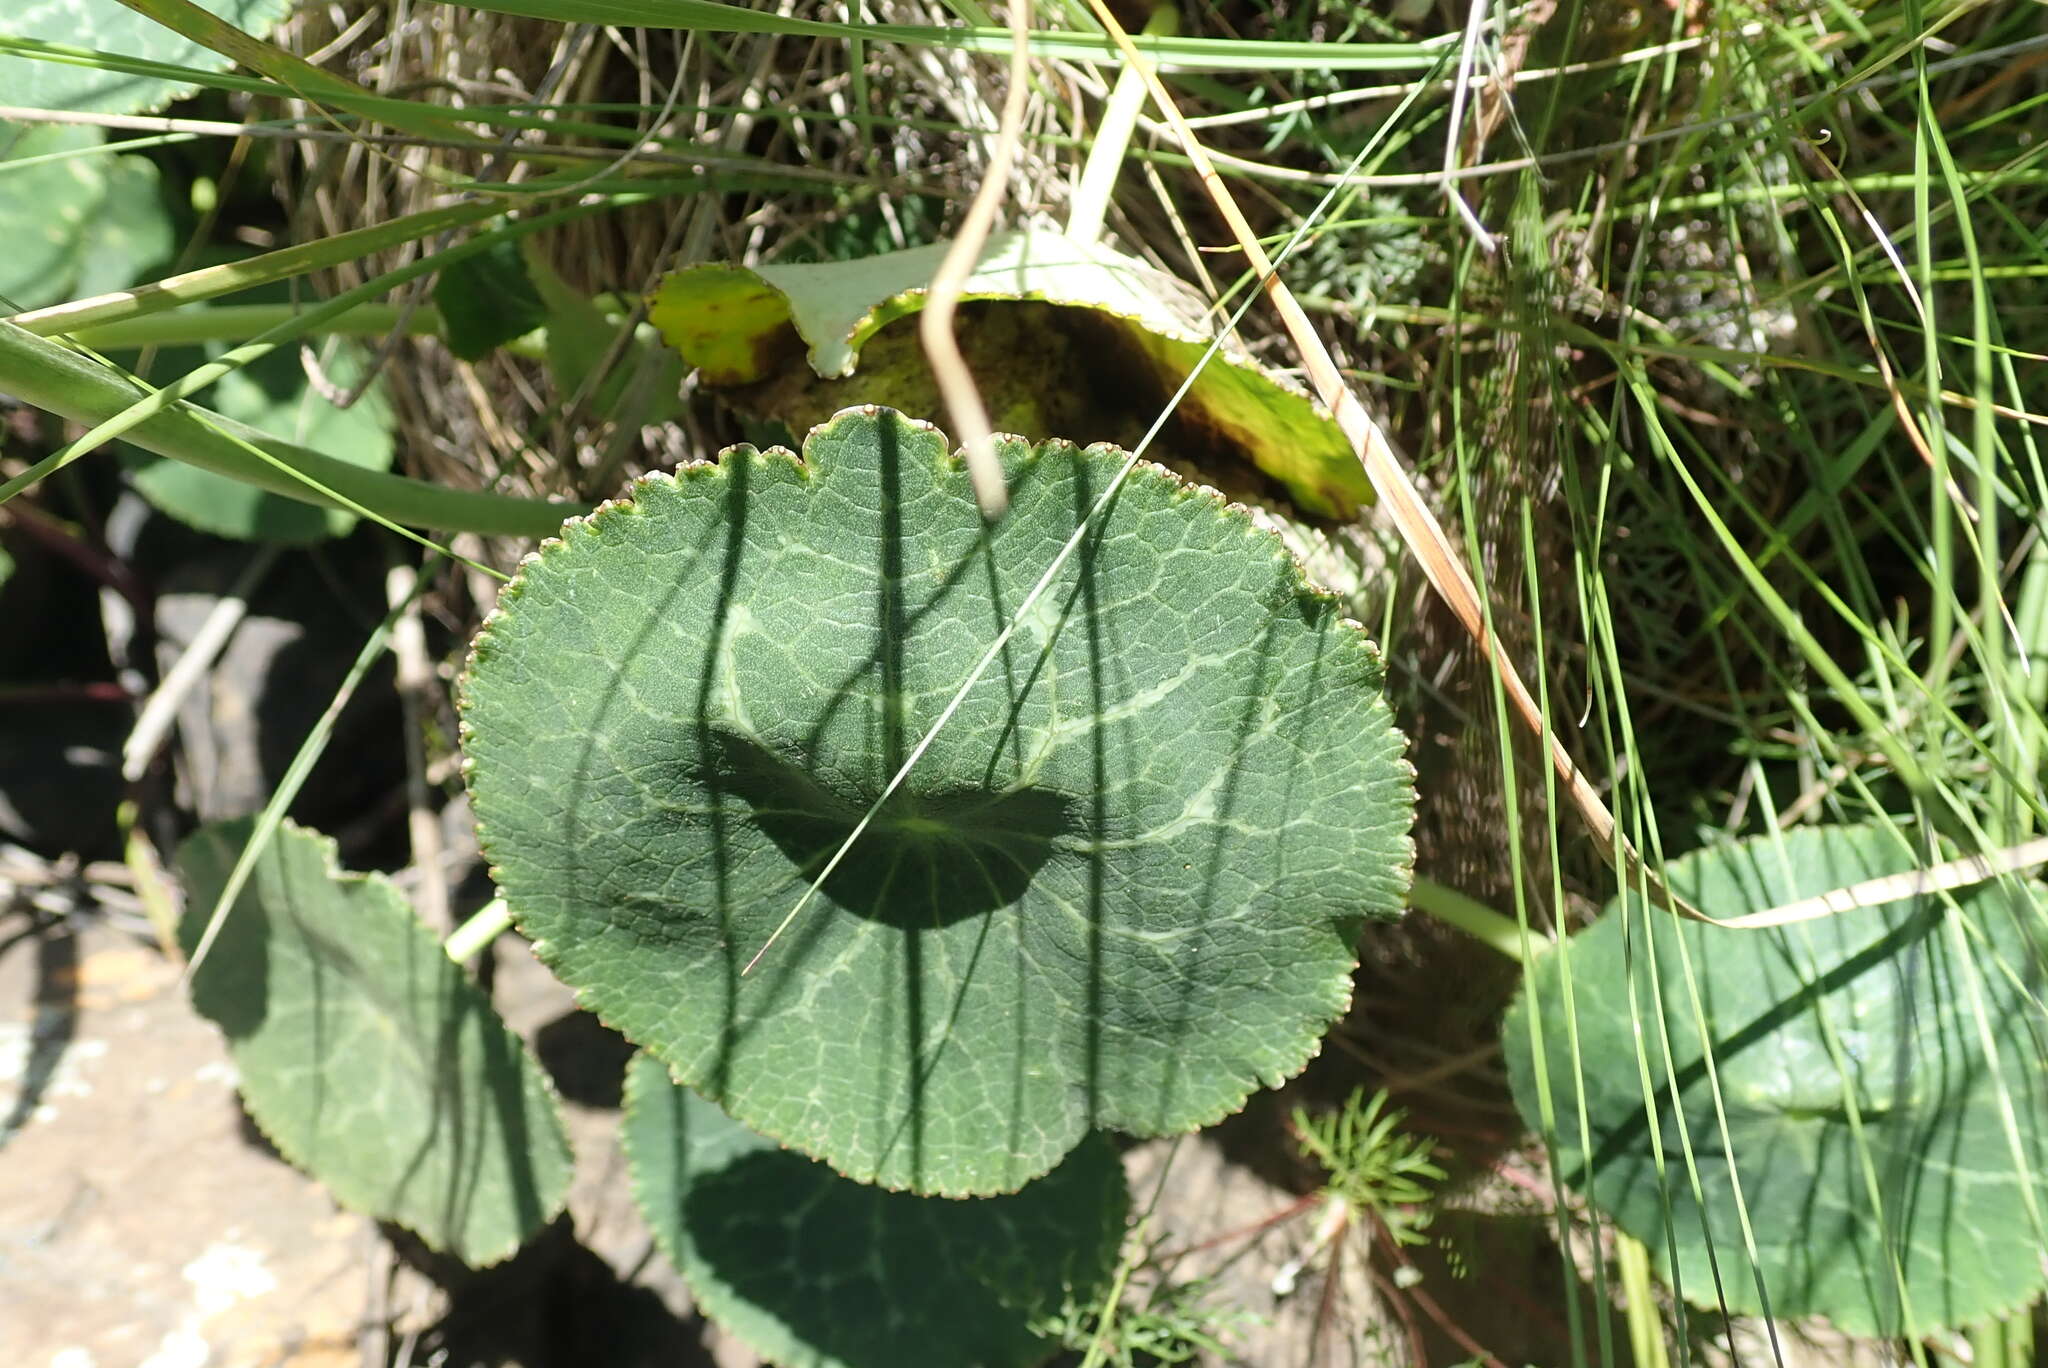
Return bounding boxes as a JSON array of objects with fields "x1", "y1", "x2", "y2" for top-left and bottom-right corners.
[
  {"x1": 1505, "y1": 823, "x2": 2048, "y2": 1336},
  {"x1": 3, "y1": 0, "x2": 292, "y2": 116},
  {"x1": 178, "y1": 818, "x2": 574, "y2": 1266},
  {"x1": 461, "y1": 406, "x2": 1414, "y2": 1195},
  {"x1": 622, "y1": 1052, "x2": 1126, "y2": 1368}
]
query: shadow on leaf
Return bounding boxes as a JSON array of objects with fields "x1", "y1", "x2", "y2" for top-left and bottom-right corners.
[{"x1": 698, "y1": 727, "x2": 1077, "y2": 929}]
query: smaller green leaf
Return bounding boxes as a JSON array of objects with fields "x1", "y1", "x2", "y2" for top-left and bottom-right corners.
[
  {"x1": 1505, "y1": 823, "x2": 2048, "y2": 1337},
  {"x1": 0, "y1": 123, "x2": 172, "y2": 312},
  {"x1": 1, "y1": 0, "x2": 294, "y2": 116},
  {"x1": 177, "y1": 818, "x2": 574, "y2": 1266},
  {"x1": 70, "y1": 149, "x2": 175, "y2": 300},
  {"x1": 117, "y1": 275, "x2": 396, "y2": 544},
  {"x1": 527, "y1": 247, "x2": 684, "y2": 429},
  {"x1": 433, "y1": 235, "x2": 548, "y2": 361},
  {"x1": 622, "y1": 1052, "x2": 1128, "y2": 1368}
]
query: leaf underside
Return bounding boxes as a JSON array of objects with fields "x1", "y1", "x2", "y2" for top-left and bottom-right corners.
[{"x1": 649, "y1": 229, "x2": 1375, "y2": 518}]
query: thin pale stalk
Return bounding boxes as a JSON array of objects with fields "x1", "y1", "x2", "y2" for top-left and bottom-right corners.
[{"x1": 918, "y1": 0, "x2": 1034, "y2": 519}]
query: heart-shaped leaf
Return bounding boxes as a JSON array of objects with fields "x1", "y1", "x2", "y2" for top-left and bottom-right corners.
[
  {"x1": 623, "y1": 1052, "x2": 1126, "y2": 1368},
  {"x1": 460, "y1": 406, "x2": 1413, "y2": 1195},
  {"x1": 1505, "y1": 823, "x2": 2048, "y2": 1336},
  {"x1": 433, "y1": 235, "x2": 549, "y2": 361},
  {"x1": 178, "y1": 818, "x2": 574, "y2": 1265}
]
